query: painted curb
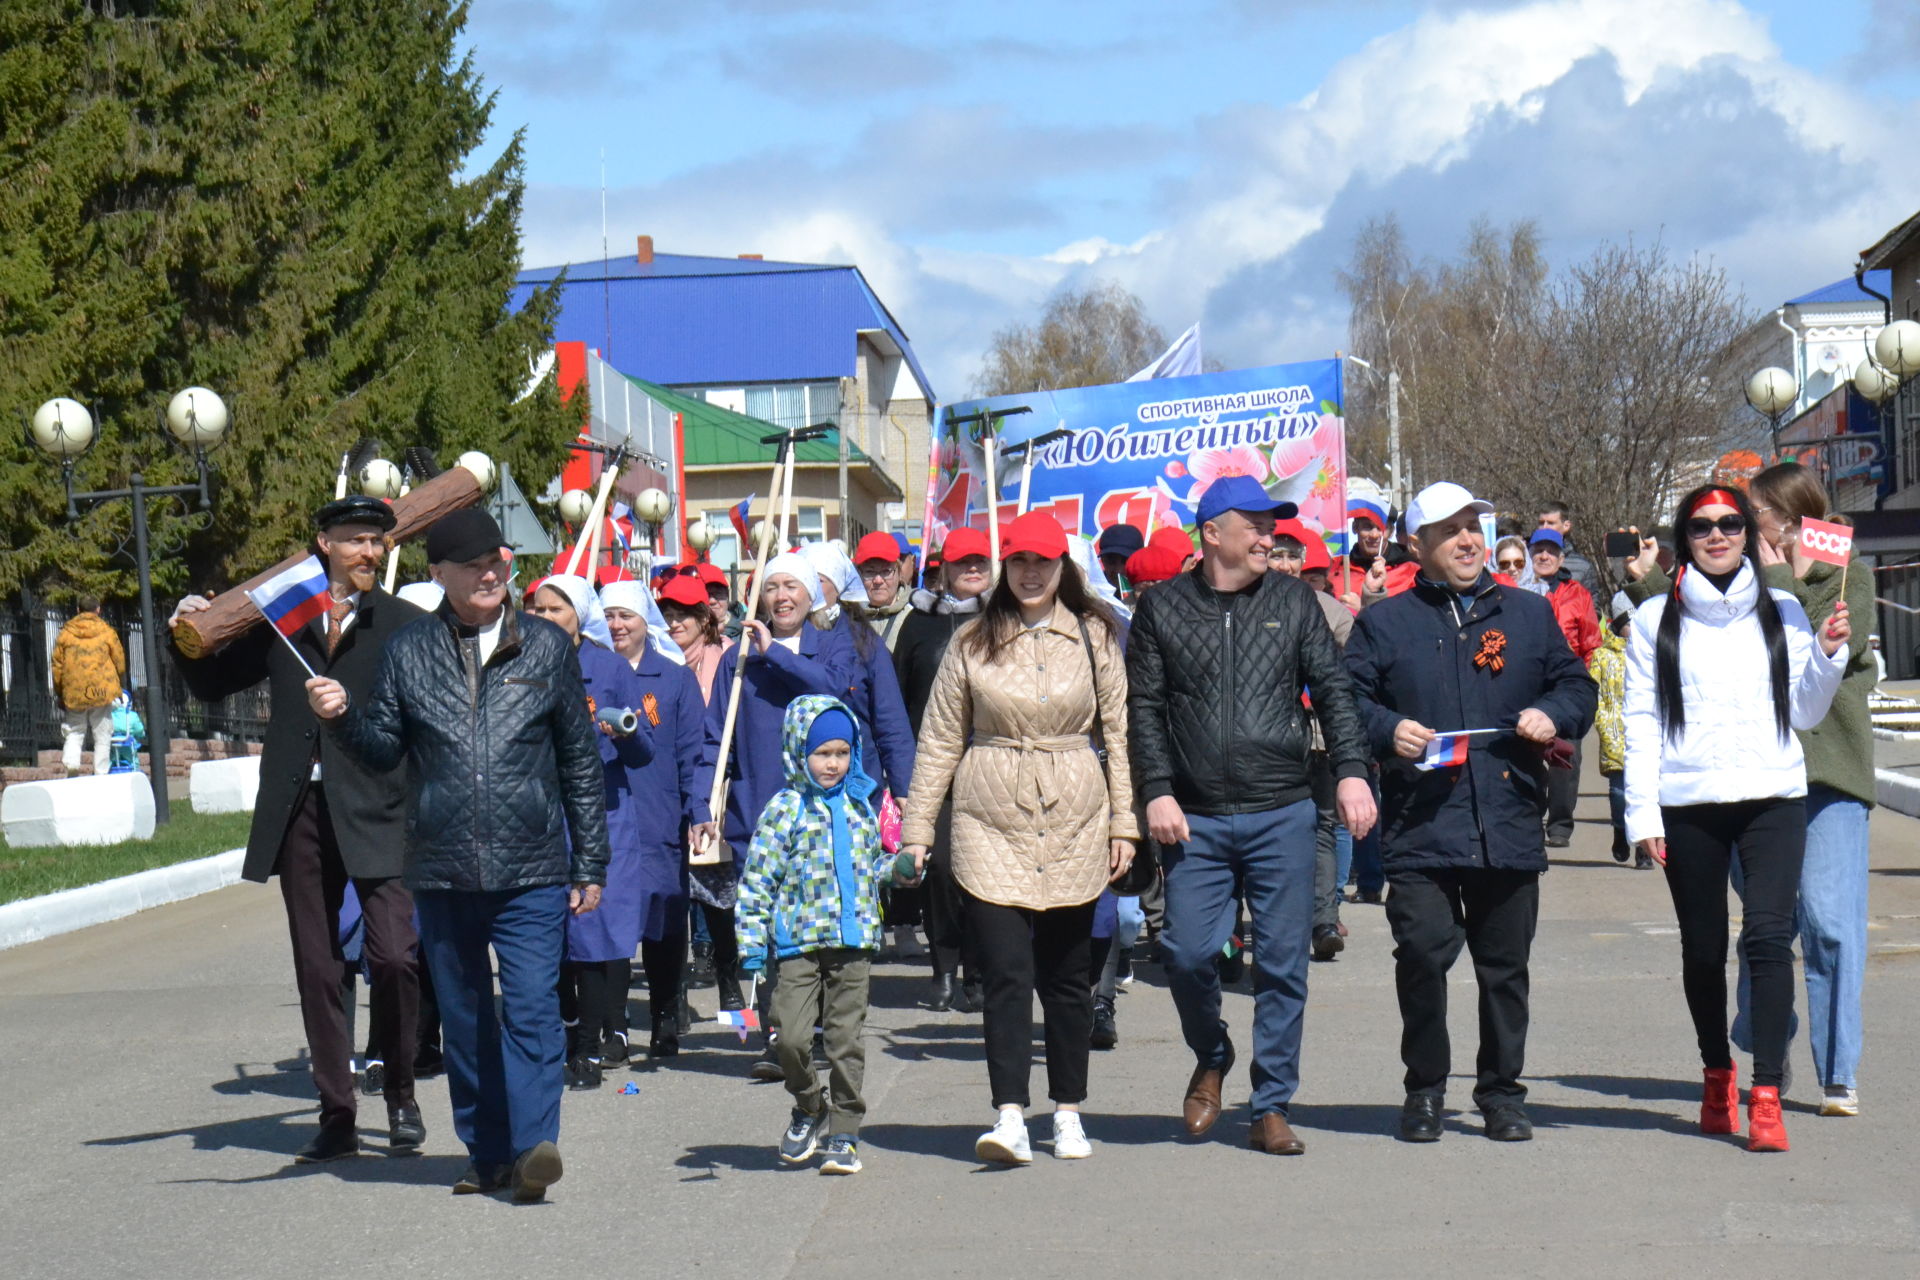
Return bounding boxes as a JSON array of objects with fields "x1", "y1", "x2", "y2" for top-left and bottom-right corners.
[
  {"x1": 0, "y1": 847, "x2": 246, "y2": 951},
  {"x1": 1874, "y1": 769, "x2": 1920, "y2": 820}
]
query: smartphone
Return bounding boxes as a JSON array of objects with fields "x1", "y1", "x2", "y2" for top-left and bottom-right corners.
[{"x1": 1604, "y1": 531, "x2": 1638, "y2": 558}]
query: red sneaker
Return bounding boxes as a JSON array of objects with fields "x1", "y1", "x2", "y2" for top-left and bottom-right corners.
[
  {"x1": 1746, "y1": 1085, "x2": 1789, "y2": 1152},
  {"x1": 1701, "y1": 1065, "x2": 1738, "y2": 1135}
]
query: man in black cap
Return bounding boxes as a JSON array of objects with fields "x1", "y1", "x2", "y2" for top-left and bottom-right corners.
[
  {"x1": 306, "y1": 507, "x2": 610, "y2": 1203},
  {"x1": 1096, "y1": 523, "x2": 1146, "y2": 597},
  {"x1": 170, "y1": 495, "x2": 428, "y2": 1163}
]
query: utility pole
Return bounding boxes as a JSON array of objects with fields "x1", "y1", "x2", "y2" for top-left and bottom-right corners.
[{"x1": 1387, "y1": 370, "x2": 1405, "y2": 513}]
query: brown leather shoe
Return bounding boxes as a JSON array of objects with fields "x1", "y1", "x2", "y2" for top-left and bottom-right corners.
[
  {"x1": 1181, "y1": 1040, "x2": 1235, "y2": 1135},
  {"x1": 1248, "y1": 1112, "x2": 1306, "y2": 1155}
]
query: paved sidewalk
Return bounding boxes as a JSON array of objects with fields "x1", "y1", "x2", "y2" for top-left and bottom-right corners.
[{"x1": 5, "y1": 768, "x2": 1918, "y2": 1279}]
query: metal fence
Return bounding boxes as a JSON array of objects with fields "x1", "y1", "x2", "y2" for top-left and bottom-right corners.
[{"x1": 0, "y1": 594, "x2": 269, "y2": 765}]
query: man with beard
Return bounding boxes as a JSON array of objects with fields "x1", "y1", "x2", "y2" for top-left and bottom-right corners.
[{"x1": 170, "y1": 496, "x2": 428, "y2": 1163}]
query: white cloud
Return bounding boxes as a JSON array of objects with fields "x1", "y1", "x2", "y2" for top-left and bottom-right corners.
[{"x1": 514, "y1": 0, "x2": 1920, "y2": 397}]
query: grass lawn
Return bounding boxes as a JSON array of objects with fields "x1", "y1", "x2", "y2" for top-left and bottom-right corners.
[{"x1": 0, "y1": 808, "x2": 254, "y2": 905}]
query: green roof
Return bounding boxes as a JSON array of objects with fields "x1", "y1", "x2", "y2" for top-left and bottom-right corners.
[{"x1": 621, "y1": 375, "x2": 873, "y2": 468}]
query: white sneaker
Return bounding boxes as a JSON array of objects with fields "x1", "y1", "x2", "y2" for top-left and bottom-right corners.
[
  {"x1": 1819, "y1": 1085, "x2": 1859, "y2": 1117},
  {"x1": 975, "y1": 1111, "x2": 1032, "y2": 1165},
  {"x1": 1051, "y1": 1110, "x2": 1092, "y2": 1159}
]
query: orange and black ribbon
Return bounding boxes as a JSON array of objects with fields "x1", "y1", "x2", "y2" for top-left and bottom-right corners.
[{"x1": 1473, "y1": 629, "x2": 1507, "y2": 674}]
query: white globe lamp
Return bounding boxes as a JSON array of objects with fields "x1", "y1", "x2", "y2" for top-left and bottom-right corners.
[
  {"x1": 1744, "y1": 367, "x2": 1798, "y2": 417},
  {"x1": 1853, "y1": 358, "x2": 1899, "y2": 403},
  {"x1": 359, "y1": 457, "x2": 403, "y2": 499},
  {"x1": 29, "y1": 397, "x2": 95, "y2": 458},
  {"x1": 456, "y1": 450, "x2": 497, "y2": 493},
  {"x1": 558, "y1": 487, "x2": 595, "y2": 527},
  {"x1": 1875, "y1": 319, "x2": 1920, "y2": 378},
  {"x1": 164, "y1": 387, "x2": 229, "y2": 447}
]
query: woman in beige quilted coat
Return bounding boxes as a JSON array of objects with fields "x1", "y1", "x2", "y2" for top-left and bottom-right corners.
[{"x1": 901, "y1": 511, "x2": 1138, "y2": 1166}]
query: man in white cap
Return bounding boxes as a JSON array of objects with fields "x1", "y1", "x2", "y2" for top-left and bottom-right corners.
[{"x1": 1345, "y1": 482, "x2": 1595, "y2": 1146}]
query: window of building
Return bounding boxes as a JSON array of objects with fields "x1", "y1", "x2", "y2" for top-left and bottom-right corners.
[{"x1": 693, "y1": 381, "x2": 842, "y2": 431}]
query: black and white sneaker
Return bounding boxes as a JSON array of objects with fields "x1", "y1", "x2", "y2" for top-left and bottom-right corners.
[
  {"x1": 818, "y1": 1135, "x2": 862, "y2": 1175},
  {"x1": 779, "y1": 1107, "x2": 826, "y2": 1164}
]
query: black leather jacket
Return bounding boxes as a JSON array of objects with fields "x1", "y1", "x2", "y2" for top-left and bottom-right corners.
[
  {"x1": 331, "y1": 603, "x2": 611, "y2": 892},
  {"x1": 1127, "y1": 567, "x2": 1367, "y2": 816}
]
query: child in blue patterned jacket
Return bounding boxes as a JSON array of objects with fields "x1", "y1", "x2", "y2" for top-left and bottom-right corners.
[{"x1": 736, "y1": 694, "x2": 900, "y2": 1175}]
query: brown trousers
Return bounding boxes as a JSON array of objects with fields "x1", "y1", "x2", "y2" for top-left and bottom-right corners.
[{"x1": 279, "y1": 785, "x2": 419, "y2": 1130}]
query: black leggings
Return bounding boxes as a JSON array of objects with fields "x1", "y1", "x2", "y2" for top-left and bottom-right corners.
[
  {"x1": 561, "y1": 960, "x2": 633, "y2": 1053},
  {"x1": 1660, "y1": 799, "x2": 1806, "y2": 1089},
  {"x1": 640, "y1": 935, "x2": 685, "y2": 1036}
]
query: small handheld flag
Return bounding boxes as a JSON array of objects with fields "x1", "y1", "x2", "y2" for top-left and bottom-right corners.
[
  {"x1": 715, "y1": 1008, "x2": 761, "y2": 1043},
  {"x1": 1798, "y1": 517, "x2": 1852, "y2": 568},
  {"x1": 1417, "y1": 733, "x2": 1472, "y2": 771},
  {"x1": 244, "y1": 556, "x2": 330, "y2": 678},
  {"x1": 729, "y1": 494, "x2": 755, "y2": 549}
]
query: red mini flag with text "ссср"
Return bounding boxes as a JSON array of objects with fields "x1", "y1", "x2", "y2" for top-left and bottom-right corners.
[{"x1": 1799, "y1": 517, "x2": 1853, "y2": 568}]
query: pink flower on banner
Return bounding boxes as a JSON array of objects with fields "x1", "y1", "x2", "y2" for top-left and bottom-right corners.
[
  {"x1": 1270, "y1": 414, "x2": 1330, "y2": 480},
  {"x1": 1186, "y1": 446, "x2": 1268, "y2": 504},
  {"x1": 1165, "y1": 460, "x2": 1187, "y2": 479}
]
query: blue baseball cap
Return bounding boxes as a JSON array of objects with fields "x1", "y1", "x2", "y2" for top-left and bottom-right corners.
[
  {"x1": 1195, "y1": 474, "x2": 1297, "y2": 526},
  {"x1": 1528, "y1": 527, "x2": 1564, "y2": 550},
  {"x1": 891, "y1": 531, "x2": 914, "y2": 558}
]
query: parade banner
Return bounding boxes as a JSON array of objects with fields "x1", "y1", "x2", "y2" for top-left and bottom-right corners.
[{"x1": 924, "y1": 359, "x2": 1348, "y2": 558}]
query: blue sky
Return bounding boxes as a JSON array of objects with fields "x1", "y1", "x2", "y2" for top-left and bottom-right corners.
[{"x1": 464, "y1": 0, "x2": 1920, "y2": 396}]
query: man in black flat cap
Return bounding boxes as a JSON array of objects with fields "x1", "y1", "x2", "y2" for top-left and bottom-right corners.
[
  {"x1": 307, "y1": 507, "x2": 610, "y2": 1203},
  {"x1": 171, "y1": 495, "x2": 428, "y2": 1164}
]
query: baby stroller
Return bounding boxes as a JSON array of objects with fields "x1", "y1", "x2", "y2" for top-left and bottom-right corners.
[{"x1": 108, "y1": 691, "x2": 145, "y2": 774}]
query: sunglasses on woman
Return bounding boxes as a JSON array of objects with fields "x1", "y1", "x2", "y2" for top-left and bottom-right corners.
[
  {"x1": 1685, "y1": 514, "x2": 1747, "y2": 539},
  {"x1": 1496, "y1": 557, "x2": 1524, "y2": 572}
]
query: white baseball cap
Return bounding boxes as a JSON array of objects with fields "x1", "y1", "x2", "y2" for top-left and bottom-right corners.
[{"x1": 1404, "y1": 482, "x2": 1494, "y2": 537}]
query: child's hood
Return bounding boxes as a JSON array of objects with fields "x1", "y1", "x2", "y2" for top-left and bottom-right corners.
[{"x1": 780, "y1": 694, "x2": 878, "y2": 804}]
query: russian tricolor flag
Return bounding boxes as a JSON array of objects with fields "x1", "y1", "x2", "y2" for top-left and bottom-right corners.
[
  {"x1": 715, "y1": 1007, "x2": 761, "y2": 1042},
  {"x1": 1417, "y1": 732, "x2": 1472, "y2": 771},
  {"x1": 729, "y1": 494, "x2": 755, "y2": 549},
  {"x1": 245, "y1": 555, "x2": 332, "y2": 639}
]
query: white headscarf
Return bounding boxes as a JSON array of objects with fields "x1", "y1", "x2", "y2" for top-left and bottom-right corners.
[
  {"x1": 798, "y1": 540, "x2": 868, "y2": 606},
  {"x1": 600, "y1": 578, "x2": 685, "y2": 664},
  {"x1": 1068, "y1": 534, "x2": 1131, "y2": 622},
  {"x1": 534, "y1": 573, "x2": 613, "y2": 650},
  {"x1": 760, "y1": 552, "x2": 824, "y2": 611}
]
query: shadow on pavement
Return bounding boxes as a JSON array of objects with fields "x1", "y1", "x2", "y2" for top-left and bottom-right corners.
[
  {"x1": 162, "y1": 1152, "x2": 471, "y2": 1187},
  {"x1": 209, "y1": 1056, "x2": 324, "y2": 1102},
  {"x1": 674, "y1": 1142, "x2": 795, "y2": 1176},
  {"x1": 88, "y1": 1107, "x2": 466, "y2": 1177}
]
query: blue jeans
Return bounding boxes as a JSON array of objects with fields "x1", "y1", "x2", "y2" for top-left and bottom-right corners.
[
  {"x1": 1606, "y1": 770, "x2": 1629, "y2": 860},
  {"x1": 1160, "y1": 800, "x2": 1316, "y2": 1119},
  {"x1": 1731, "y1": 787, "x2": 1870, "y2": 1087},
  {"x1": 416, "y1": 885, "x2": 569, "y2": 1165},
  {"x1": 1351, "y1": 769, "x2": 1384, "y2": 895}
]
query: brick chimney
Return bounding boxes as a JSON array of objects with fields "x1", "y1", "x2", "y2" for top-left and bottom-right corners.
[
  {"x1": 738, "y1": 253, "x2": 762, "y2": 260},
  {"x1": 636, "y1": 235, "x2": 654, "y2": 265}
]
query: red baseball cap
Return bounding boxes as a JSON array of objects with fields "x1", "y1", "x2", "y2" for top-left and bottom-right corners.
[
  {"x1": 693, "y1": 562, "x2": 728, "y2": 590},
  {"x1": 853, "y1": 531, "x2": 902, "y2": 566},
  {"x1": 1274, "y1": 519, "x2": 1333, "y2": 572},
  {"x1": 1125, "y1": 545, "x2": 1183, "y2": 585},
  {"x1": 940, "y1": 527, "x2": 991, "y2": 562},
  {"x1": 999, "y1": 511, "x2": 1069, "y2": 561},
  {"x1": 659, "y1": 575, "x2": 709, "y2": 609},
  {"x1": 1149, "y1": 526, "x2": 1196, "y2": 560}
]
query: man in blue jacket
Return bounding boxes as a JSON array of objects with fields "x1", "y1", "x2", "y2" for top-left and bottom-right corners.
[
  {"x1": 307, "y1": 508, "x2": 610, "y2": 1203},
  {"x1": 1345, "y1": 482, "x2": 1596, "y2": 1145}
]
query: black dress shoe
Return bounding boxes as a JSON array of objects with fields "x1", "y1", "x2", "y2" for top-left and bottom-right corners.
[
  {"x1": 1090, "y1": 1004, "x2": 1118, "y2": 1050},
  {"x1": 600, "y1": 1032, "x2": 630, "y2": 1067},
  {"x1": 565, "y1": 1056, "x2": 602, "y2": 1090},
  {"x1": 1310, "y1": 924, "x2": 1345, "y2": 962},
  {"x1": 295, "y1": 1124, "x2": 361, "y2": 1163},
  {"x1": 718, "y1": 982, "x2": 745, "y2": 1013},
  {"x1": 928, "y1": 973, "x2": 954, "y2": 1012},
  {"x1": 749, "y1": 1040, "x2": 784, "y2": 1082},
  {"x1": 389, "y1": 1102, "x2": 426, "y2": 1152},
  {"x1": 646, "y1": 1034, "x2": 679, "y2": 1060},
  {"x1": 1483, "y1": 1102, "x2": 1533, "y2": 1142},
  {"x1": 1397, "y1": 1094, "x2": 1444, "y2": 1143},
  {"x1": 452, "y1": 1162, "x2": 509, "y2": 1195},
  {"x1": 954, "y1": 979, "x2": 983, "y2": 1014},
  {"x1": 675, "y1": 994, "x2": 695, "y2": 1035},
  {"x1": 358, "y1": 1061, "x2": 386, "y2": 1097}
]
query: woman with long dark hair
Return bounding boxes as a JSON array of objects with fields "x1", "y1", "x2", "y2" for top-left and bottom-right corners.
[
  {"x1": 1623, "y1": 484, "x2": 1849, "y2": 1152},
  {"x1": 901, "y1": 512, "x2": 1137, "y2": 1164}
]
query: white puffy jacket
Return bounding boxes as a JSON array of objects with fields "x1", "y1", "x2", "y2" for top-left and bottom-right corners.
[{"x1": 1623, "y1": 562, "x2": 1846, "y2": 843}]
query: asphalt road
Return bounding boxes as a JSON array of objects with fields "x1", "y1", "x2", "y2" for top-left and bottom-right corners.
[{"x1": 6, "y1": 767, "x2": 1918, "y2": 1279}]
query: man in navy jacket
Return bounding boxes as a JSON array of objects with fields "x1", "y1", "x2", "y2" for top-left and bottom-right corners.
[{"x1": 1345, "y1": 483, "x2": 1596, "y2": 1145}]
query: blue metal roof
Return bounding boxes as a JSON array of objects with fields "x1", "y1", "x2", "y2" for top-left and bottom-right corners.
[
  {"x1": 512, "y1": 254, "x2": 937, "y2": 401},
  {"x1": 1787, "y1": 270, "x2": 1891, "y2": 307}
]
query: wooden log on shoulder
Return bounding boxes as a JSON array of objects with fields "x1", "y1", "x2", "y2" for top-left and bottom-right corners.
[{"x1": 170, "y1": 466, "x2": 484, "y2": 659}]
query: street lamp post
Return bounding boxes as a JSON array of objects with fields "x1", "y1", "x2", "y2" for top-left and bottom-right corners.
[
  {"x1": 632, "y1": 486, "x2": 672, "y2": 558},
  {"x1": 684, "y1": 516, "x2": 716, "y2": 562},
  {"x1": 28, "y1": 388, "x2": 231, "y2": 824},
  {"x1": 1744, "y1": 366, "x2": 1799, "y2": 458},
  {"x1": 1344, "y1": 356, "x2": 1405, "y2": 514}
]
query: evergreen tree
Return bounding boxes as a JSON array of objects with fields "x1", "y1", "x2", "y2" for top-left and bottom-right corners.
[{"x1": 0, "y1": 0, "x2": 577, "y2": 602}]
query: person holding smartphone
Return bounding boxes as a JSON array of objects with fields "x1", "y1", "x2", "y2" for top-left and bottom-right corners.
[{"x1": 1623, "y1": 484, "x2": 1849, "y2": 1153}]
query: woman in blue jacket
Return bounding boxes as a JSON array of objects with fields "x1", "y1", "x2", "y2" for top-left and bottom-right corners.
[
  {"x1": 526, "y1": 574, "x2": 653, "y2": 1091},
  {"x1": 602, "y1": 580, "x2": 718, "y2": 1062},
  {"x1": 708, "y1": 552, "x2": 858, "y2": 1070}
]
